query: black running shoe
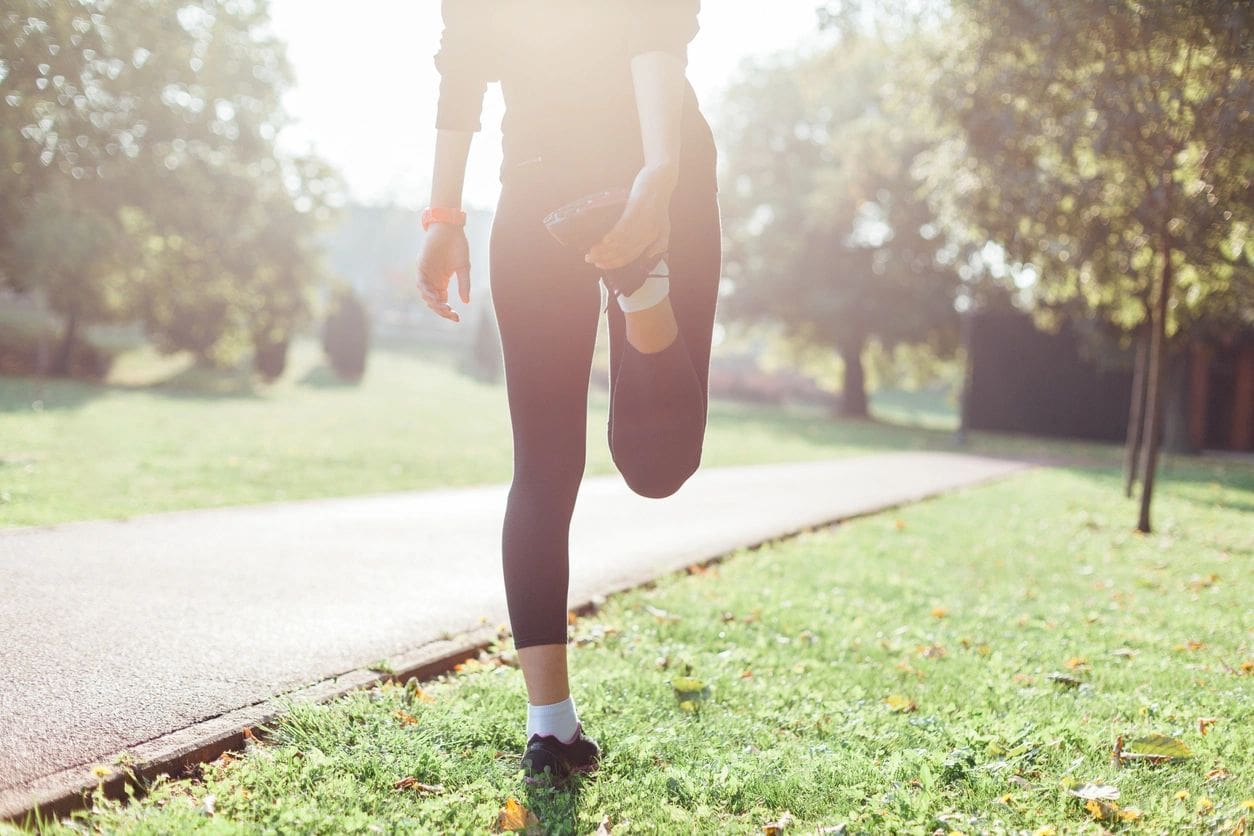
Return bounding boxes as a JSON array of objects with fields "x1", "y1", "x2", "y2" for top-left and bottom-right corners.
[{"x1": 520, "y1": 722, "x2": 601, "y2": 786}]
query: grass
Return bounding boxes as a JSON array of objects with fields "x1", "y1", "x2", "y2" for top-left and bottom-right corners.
[
  {"x1": 14, "y1": 460, "x2": 1252, "y2": 834},
  {"x1": 1, "y1": 331, "x2": 1143, "y2": 529}
]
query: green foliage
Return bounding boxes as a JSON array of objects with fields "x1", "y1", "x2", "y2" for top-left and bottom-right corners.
[
  {"x1": 718, "y1": 33, "x2": 962, "y2": 416},
  {"x1": 0, "y1": 0, "x2": 341, "y2": 370},
  {"x1": 321, "y1": 286, "x2": 370, "y2": 383},
  {"x1": 920, "y1": 0, "x2": 1253, "y2": 341}
]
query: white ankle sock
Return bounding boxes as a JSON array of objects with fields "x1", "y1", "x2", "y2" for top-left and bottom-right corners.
[
  {"x1": 526, "y1": 695, "x2": 580, "y2": 743},
  {"x1": 616, "y1": 271, "x2": 670, "y2": 313}
]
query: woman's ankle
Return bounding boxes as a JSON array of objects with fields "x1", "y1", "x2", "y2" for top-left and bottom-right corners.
[{"x1": 624, "y1": 298, "x2": 679, "y2": 353}]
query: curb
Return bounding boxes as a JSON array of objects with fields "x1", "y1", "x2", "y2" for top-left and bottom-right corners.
[{"x1": 2, "y1": 460, "x2": 1036, "y2": 827}]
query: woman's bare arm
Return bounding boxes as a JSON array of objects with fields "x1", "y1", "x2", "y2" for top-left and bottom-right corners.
[
  {"x1": 417, "y1": 128, "x2": 475, "y2": 322},
  {"x1": 586, "y1": 50, "x2": 686, "y2": 270}
]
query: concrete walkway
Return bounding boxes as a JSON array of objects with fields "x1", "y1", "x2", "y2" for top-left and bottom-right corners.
[{"x1": 0, "y1": 451, "x2": 1031, "y2": 818}]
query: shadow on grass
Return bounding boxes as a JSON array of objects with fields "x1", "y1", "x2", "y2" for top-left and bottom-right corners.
[
  {"x1": 520, "y1": 774, "x2": 589, "y2": 835},
  {"x1": 1051, "y1": 455, "x2": 1254, "y2": 526}
]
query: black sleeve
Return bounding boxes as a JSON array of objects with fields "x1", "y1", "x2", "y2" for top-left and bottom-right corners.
[
  {"x1": 433, "y1": 0, "x2": 494, "y2": 132},
  {"x1": 624, "y1": 0, "x2": 701, "y2": 67}
]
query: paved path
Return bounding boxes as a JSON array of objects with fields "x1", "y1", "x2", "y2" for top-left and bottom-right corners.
[{"x1": 0, "y1": 451, "x2": 1031, "y2": 816}]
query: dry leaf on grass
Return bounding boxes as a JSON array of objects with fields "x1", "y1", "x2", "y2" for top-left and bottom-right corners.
[
  {"x1": 885, "y1": 694, "x2": 917, "y2": 713},
  {"x1": 1069, "y1": 782, "x2": 1119, "y2": 801},
  {"x1": 1113, "y1": 733, "x2": 1192, "y2": 766},
  {"x1": 762, "y1": 810, "x2": 794, "y2": 834},
  {"x1": 494, "y1": 797, "x2": 539, "y2": 832},
  {"x1": 393, "y1": 777, "x2": 444, "y2": 794},
  {"x1": 1047, "y1": 672, "x2": 1084, "y2": 689}
]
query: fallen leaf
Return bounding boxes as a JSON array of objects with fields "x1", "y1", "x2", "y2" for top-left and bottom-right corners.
[
  {"x1": 894, "y1": 518, "x2": 906, "y2": 531},
  {"x1": 1199, "y1": 717, "x2": 1217, "y2": 735},
  {"x1": 644, "y1": 605, "x2": 681, "y2": 624},
  {"x1": 595, "y1": 814, "x2": 612, "y2": 835},
  {"x1": 1084, "y1": 798, "x2": 1119, "y2": 821},
  {"x1": 918, "y1": 643, "x2": 946, "y2": 659},
  {"x1": 1047, "y1": 672, "x2": 1084, "y2": 689},
  {"x1": 885, "y1": 694, "x2": 917, "y2": 713},
  {"x1": 1206, "y1": 768, "x2": 1231, "y2": 781},
  {"x1": 1070, "y1": 782, "x2": 1120, "y2": 801},
  {"x1": 494, "y1": 797, "x2": 539, "y2": 832},
  {"x1": 1064, "y1": 656, "x2": 1089, "y2": 670},
  {"x1": 931, "y1": 606, "x2": 948, "y2": 619},
  {"x1": 394, "y1": 709, "x2": 418, "y2": 726},
  {"x1": 1117, "y1": 733, "x2": 1193, "y2": 764},
  {"x1": 1188, "y1": 573, "x2": 1219, "y2": 591},
  {"x1": 394, "y1": 777, "x2": 444, "y2": 794},
  {"x1": 672, "y1": 676, "x2": 711, "y2": 711},
  {"x1": 762, "y1": 810, "x2": 794, "y2": 834}
]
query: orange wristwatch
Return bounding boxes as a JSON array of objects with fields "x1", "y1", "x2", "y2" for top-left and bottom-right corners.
[{"x1": 421, "y1": 206, "x2": 467, "y2": 231}]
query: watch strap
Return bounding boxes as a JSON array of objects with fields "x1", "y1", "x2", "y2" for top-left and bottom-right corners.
[{"x1": 421, "y1": 206, "x2": 467, "y2": 231}]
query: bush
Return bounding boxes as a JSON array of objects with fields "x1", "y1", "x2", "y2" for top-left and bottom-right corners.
[
  {"x1": 252, "y1": 334, "x2": 291, "y2": 382},
  {"x1": 321, "y1": 287, "x2": 370, "y2": 382},
  {"x1": 0, "y1": 325, "x2": 113, "y2": 380}
]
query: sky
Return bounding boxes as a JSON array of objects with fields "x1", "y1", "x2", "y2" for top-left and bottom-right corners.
[{"x1": 267, "y1": 1, "x2": 825, "y2": 211}]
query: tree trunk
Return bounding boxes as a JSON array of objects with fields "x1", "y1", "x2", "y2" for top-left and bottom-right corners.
[
  {"x1": 51, "y1": 308, "x2": 78, "y2": 377},
  {"x1": 1123, "y1": 323, "x2": 1149, "y2": 497},
  {"x1": 838, "y1": 337, "x2": 868, "y2": 418},
  {"x1": 1137, "y1": 234, "x2": 1173, "y2": 533}
]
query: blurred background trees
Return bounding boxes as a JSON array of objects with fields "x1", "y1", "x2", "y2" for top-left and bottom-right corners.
[
  {"x1": 719, "y1": 33, "x2": 962, "y2": 419},
  {"x1": 2, "y1": 0, "x2": 1249, "y2": 529},
  {"x1": 0, "y1": 0, "x2": 340, "y2": 373},
  {"x1": 917, "y1": 0, "x2": 1251, "y2": 530},
  {"x1": 714, "y1": 0, "x2": 1249, "y2": 529}
]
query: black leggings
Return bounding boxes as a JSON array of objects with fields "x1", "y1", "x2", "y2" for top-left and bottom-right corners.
[{"x1": 488, "y1": 153, "x2": 722, "y2": 650}]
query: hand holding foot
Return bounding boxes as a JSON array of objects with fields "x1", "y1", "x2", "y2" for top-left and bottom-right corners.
[{"x1": 585, "y1": 163, "x2": 679, "y2": 271}]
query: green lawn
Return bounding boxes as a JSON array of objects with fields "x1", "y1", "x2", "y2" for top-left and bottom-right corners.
[
  {"x1": 15, "y1": 461, "x2": 1251, "y2": 834},
  {"x1": 2, "y1": 333, "x2": 1136, "y2": 528}
]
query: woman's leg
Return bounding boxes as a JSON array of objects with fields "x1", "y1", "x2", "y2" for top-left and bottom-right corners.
[
  {"x1": 606, "y1": 170, "x2": 722, "y2": 498},
  {"x1": 489, "y1": 180, "x2": 602, "y2": 709}
]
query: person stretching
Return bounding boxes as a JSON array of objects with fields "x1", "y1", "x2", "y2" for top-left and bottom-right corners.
[{"x1": 417, "y1": 0, "x2": 720, "y2": 786}]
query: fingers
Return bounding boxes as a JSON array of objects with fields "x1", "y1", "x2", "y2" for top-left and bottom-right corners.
[
  {"x1": 586, "y1": 221, "x2": 652, "y2": 270},
  {"x1": 417, "y1": 264, "x2": 461, "y2": 323},
  {"x1": 455, "y1": 264, "x2": 471, "y2": 305}
]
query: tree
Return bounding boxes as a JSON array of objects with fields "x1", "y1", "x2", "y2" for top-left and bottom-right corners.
[
  {"x1": 1, "y1": 0, "x2": 341, "y2": 369},
  {"x1": 7, "y1": 178, "x2": 131, "y2": 374},
  {"x1": 719, "y1": 36, "x2": 961, "y2": 417},
  {"x1": 921, "y1": 0, "x2": 1252, "y2": 532}
]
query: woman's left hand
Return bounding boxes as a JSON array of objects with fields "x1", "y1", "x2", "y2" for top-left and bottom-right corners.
[{"x1": 586, "y1": 162, "x2": 679, "y2": 270}]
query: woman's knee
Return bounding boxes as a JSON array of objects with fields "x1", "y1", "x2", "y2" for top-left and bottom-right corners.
[{"x1": 616, "y1": 447, "x2": 701, "y2": 499}]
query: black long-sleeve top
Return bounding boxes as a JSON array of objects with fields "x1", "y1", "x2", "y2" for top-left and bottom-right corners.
[{"x1": 434, "y1": 0, "x2": 715, "y2": 189}]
